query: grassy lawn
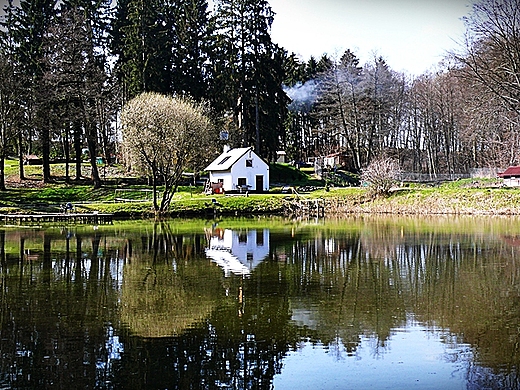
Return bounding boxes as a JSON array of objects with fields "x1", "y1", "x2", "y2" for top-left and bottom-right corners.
[
  {"x1": 2, "y1": 158, "x2": 520, "y2": 216},
  {"x1": 0, "y1": 159, "x2": 316, "y2": 215}
]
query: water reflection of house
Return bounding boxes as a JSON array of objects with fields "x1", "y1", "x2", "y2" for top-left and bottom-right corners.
[{"x1": 205, "y1": 228, "x2": 269, "y2": 276}]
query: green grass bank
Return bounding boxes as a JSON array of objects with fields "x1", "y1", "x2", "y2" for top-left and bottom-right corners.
[
  {"x1": 1, "y1": 160, "x2": 519, "y2": 217},
  {"x1": 1, "y1": 180, "x2": 520, "y2": 217}
]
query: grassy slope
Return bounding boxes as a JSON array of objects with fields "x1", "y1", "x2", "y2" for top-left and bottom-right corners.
[
  {"x1": 318, "y1": 180, "x2": 520, "y2": 215},
  {"x1": 2, "y1": 159, "x2": 520, "y2": 216}
]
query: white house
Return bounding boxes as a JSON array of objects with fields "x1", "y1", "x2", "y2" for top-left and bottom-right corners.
[{"x1": 205, "y1": 146, "x2": 269, "y2": 193}]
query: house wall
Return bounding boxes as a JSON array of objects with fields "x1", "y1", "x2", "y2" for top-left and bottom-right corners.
[
  {"x1": 209, "y1": 150, "x2": 269, "y2": 192},
  {"x1": 209, "y1": 171, "x2": 233, "y2": 191},
  {"x1": 230, "y1": 151, "x2": 269, "y2": 192},
  {"x1": 504, "y1": 177, "x2": 520, "y2": 187}
]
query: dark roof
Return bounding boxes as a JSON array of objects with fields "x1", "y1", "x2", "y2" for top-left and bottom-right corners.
[{"x1": 498, "y1": 166, "x2": 520, "y2": 177}]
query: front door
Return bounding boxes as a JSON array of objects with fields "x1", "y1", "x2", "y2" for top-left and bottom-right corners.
[{"x1": 255, "y1": 175, "x2": 264, "y2": 193}]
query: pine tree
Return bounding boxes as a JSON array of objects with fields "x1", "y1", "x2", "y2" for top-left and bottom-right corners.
[
  {"x1": 46, "y1": 0, "x2": 115, "y2": 188},
  {"x1": 10, "y1": 0, "x2": 58, "y2": 183},
  {"x1": 0, "y1": 0, "x2": 25, "y2": 184},
  {"x1": 171, "y1": 0, "x2": 210, "y2": 100},
  {"x1": 211, "y1": 0, "x2": 287, "y2": 159},
  {"x1": 0, "y1": 1, "x2": 23, "y2": 190},
  {"x1": 282, "y1": 53, "x2": 321, "y2": 165},
  {"x1": 112, "y1": 0, "x2": 172, "y2": 100},
  {"x1": 314, "y1": 50, "x2": 365, "y2": 171}
]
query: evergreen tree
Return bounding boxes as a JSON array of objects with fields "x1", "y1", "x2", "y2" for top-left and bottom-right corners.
[
  {"x1": 112, "y1": 0, "x2": 172, "y2": 100},
  {"x1": 314, "y1": 50, "x2": 365, "y2": 171},
  {"x1": 0, "y1": 1, "x2": 23, "y2": 190},
  {"x1": 211, "y1": 0, "x2": 287, "y2": 159},
  {"x1": 112, "y1": 0, "x2": 211, "y2": 102},
  {"x1": 282, "y1": 52, "x2": 306, "y2": 86},
  {"x1": 305, "y1": 56, "x2": 320, "y2": 80},
  {"x1": 46, "y1": 0, "x2": 115, "y2": 188},
  {"x1": 281, "y1": 54, "x2": 328, "y2": 165},
  {"x1": 0, "y1": 0, "x2": 24, "y2": 183},
  {"x1": 10, "y1": 0, "x2": 58, "y2": 183},
  {"x1": 170, "y1": 0, "x2": 210, "y2": 100}
]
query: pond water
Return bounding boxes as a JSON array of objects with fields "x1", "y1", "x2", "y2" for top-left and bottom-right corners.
[{"x1": 0, "y1": 215, "x2": 520, "y2": 389}]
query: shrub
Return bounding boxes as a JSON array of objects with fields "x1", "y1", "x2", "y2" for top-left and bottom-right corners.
[{"x1": 361, "y1": 156, "x2": 401, "y2": 197}]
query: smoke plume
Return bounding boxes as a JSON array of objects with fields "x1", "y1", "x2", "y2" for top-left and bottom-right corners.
[{"x1": 283, "y1": 80, "x2": 319, "y2": 112}]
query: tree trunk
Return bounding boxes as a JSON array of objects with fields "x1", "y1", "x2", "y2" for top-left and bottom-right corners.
[
  {"x1": 0, "y1": 152, "x2": 6, "y2": 191},
  {"x1": 18, "y1": 132, "x2": 25, "y2": 180},
  {"x1": 41, "y1": 124, "x2": 51, "y2": 183},
  {"x1": 86, "y1": 120, "x2": 101, "y2": 189},
  {"x1": 64, "y1": 124, "x2": 70, "y2": 184},
  {"x1": 152, "y1": 173, "x2": 159, "y2": 214},
  {"x1": 74, "y1": 120, "x2": 82, "y2": 181}
]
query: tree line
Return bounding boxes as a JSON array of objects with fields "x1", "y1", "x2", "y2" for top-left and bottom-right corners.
[{"x1": 0, "y1": 0, "x2": 518, "y2": 189}]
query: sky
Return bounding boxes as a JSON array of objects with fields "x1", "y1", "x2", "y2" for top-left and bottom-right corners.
[{"x1": 269, "y1": 0, "x2": 472, "y2": 76}]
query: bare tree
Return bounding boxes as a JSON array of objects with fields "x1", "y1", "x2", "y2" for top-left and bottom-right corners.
[
  {"x1": 121, "y1": 92, "x2": 215, "y2": 214},
  {"x1": 459, "y1": 0, "x2": 520, "y2": 115},
  {"x1": 451, "y1": 0, "x2": 520, "y2": 167},
  {"x1": 360, "y1": 155, "x2": 401, "y2": 197}
]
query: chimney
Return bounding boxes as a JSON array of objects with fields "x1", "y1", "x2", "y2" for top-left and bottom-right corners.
[{"x1": 223, "y1": 145, "x2": 231, "y2": 153}]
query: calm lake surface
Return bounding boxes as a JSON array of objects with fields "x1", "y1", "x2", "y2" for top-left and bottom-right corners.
[{"x1": 1, "y1": 215, "x2": 520, "y2": 389}]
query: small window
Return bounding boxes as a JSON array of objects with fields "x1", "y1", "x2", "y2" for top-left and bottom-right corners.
[
  {"x1": 238, "y1": 178, "x2": 246, "y2": 186},
  {"x1": 218, "y1": 156, "x2": 231, "y2": 165},
  {"x1": 246, "y1": 159, "x2": 253, "y2": 167}
]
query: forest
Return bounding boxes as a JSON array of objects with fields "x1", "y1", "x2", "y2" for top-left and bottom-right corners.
[{"x1": 0, "y1": 0, "x2": 518, "y2": 189}]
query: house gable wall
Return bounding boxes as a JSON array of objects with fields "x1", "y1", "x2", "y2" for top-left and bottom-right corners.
[{"x1": 208, "y1": 149, "x2": 269, "y2": 192}]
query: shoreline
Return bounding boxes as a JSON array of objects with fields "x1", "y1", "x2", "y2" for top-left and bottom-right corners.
[{"x1": 4, "y1": 186, "x2": 520, "y2": 220}]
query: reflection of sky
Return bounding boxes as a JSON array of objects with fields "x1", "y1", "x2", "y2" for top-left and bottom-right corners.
[
  {"x1": 96, "y1": 326, "x2": 123, "y2": 374},
  {"x1": 52, "y1": 257, "x2": 125, "y2": 287},
  {"x1": 273, "y1": 320, "x2": 472, "y2": 390}
]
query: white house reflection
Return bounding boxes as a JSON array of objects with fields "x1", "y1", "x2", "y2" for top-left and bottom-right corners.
[{"x1": 205, "y1": 228, "x2": 269, "y2": 276}]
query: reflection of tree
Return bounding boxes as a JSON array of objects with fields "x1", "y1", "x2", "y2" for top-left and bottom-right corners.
[
  {"x1": 280, "y1": 230, "x2": 407, "y2": 354},
  {"x1": 119, "y1": 222, "x2": 224, "y2": 338},
  {"x1": 274, "y1": 220, "x2": 520, "y2": 381},
  {"x1": 115, "y1": 255, "x2": 298, "y2": 389},
  {"x1": 0, "y1": 230, "x2": 121, "y2": 388}
]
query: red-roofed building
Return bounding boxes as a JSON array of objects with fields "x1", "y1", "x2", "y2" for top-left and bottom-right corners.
[{"x1": 498, "y1": 166, "x2": 520, "y2": 186}]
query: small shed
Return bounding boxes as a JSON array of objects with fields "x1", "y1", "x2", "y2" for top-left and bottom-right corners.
[
  {"x1": 323, "y1": 152, "x2": 348, "y2": 169},
  {"x1": 498, "y1": 166, "x2": 520, "y2": 186},
  {"x1": 24, "y1": 155, "x2": 42, "y2": 165},
  {"x1": 205, "y1": 147, "x2": 269, "y2": 193},
  {"x1": 276, "y1": 151, "x2": 286, "y2": 163}
]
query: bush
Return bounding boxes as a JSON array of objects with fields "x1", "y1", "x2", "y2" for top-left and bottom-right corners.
[{"x1": 361, "y1": 156, "x2": 400, "y2": 197}]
